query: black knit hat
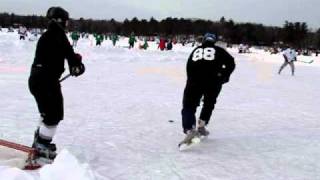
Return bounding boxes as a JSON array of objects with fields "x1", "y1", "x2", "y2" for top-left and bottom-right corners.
[{"x1": 46, "y1": 7, "x2": 69, "y2": 21}]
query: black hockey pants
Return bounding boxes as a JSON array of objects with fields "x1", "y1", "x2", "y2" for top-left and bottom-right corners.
[
  {"x1": 181, "y1": 82, "x2": 222, "y2": 132},
  {"x1": 29, "y1": 69, "x2": 63, "y2": 126}
]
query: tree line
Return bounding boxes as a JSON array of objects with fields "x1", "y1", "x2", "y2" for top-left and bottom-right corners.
[{"x1": 0, "y1": 13, "x2": 319, "y2": 49}]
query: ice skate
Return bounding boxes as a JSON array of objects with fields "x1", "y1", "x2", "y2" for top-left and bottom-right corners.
[
  {"x1": 198, "y1": 120, "x2": 210, "y2": 138},
  {"x1": 178, "y1": 129, "x2": 201, "y2": 151},
  {"x1": 32, "y1": 129, "x2": 57, "y2": 160}
]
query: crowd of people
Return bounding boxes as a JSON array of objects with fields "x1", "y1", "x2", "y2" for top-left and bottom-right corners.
[{"x1": 4, "y1": 25, "x2": 183, "y2": 51}]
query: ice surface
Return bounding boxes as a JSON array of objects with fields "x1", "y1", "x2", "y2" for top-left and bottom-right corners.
[{"x1": 0, "y1": 30, "x2": 320, "y2": 180}]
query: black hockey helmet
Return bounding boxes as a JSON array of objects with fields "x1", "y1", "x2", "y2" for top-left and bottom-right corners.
[{"x1": 46, "y1": 7, "x2": 69, "y2": 22}]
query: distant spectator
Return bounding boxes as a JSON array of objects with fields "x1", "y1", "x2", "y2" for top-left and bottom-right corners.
[
  {"x1": 158, "y1": 37, "x2": 166, "y2": 51},
  {"x1": 166, "y1": 40, "x2": 173, "y2": 50}
]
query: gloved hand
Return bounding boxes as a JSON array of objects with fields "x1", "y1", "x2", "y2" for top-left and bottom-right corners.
[
  {"x1": 70, "y1": 53, "x2": 85, "y2": 77},
  {"x1": 217, "y1": 72, "x2": 229, "y2": 84}
]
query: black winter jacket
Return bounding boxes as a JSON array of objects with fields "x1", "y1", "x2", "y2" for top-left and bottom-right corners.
[
  {"x1": 186, "y1": 43, "x2": 235, "y2": 85},
  {"x1": 30, "y1": 21, "x2": 80, "y2": 80}
]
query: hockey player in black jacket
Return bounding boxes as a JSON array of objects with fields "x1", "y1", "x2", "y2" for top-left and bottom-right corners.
[
  {"x1": 179, "y1": 33, "x2": 235, "y2": 148},
  {"x1": 28, "y1": 7, "x2": 85, "y2": 159}
]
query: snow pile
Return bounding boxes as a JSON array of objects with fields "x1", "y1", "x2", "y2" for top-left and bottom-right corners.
[
  {"x1": 39, "y1": 149, "x2": 96, "y2": 180},
  {"x1": 0, "y1": 149, "x2": 97, "y2": 180},
  {"x1": 0, "y1": 167, "x2": 33, "y2": 180}
]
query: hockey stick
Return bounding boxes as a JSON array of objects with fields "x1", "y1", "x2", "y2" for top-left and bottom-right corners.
[
  {"x1": 59, "y1": 74, "x2": 71, "y2": 82},
  {"x1": 0, "y1": 139, "x2": 41, "y2": 170},
  {"x1": 298, "y1": 60, "x2": 314, "y2": 64}
]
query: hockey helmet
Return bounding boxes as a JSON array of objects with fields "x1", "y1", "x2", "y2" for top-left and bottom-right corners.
[
  {"x1": 46, "y1": 7, "x2": 69, "y2": 22},
  {"x1": 203, "y1": 33, "x2": 217, "y2": 43}
]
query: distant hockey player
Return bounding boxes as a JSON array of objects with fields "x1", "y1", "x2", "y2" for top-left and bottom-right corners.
[
  {"x1": 18, "y1": 26, "x2": 28, "y2": 40},
  {"x1": 111, "y1": 33, "x2": 119, "y2": 46},
  {"x1": 139, "y1": 39, "x2": 149, "y2": 50},
  {"x1": 128, "y1": 32, "x2": 137, "y2": 49},
  {"x1": 278, "y1": 46, "x2": 297, "y2": 76},
  {"x1": 94, "y1": 33, "x2": 104, "y2": 46},
  {"x1": 70, "y1": 31, "x2": 80, "y2": 47},
  {"x1": 179, "y1": 33, "x2": 235, "y2": 148},
  {"x1": 28, "y1": 7, "x2": 85, "y2": 159}
]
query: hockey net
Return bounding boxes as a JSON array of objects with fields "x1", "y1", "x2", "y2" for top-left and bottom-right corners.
[{"x1": 0, "y1": 139, "x2": 37, "y2": 169}]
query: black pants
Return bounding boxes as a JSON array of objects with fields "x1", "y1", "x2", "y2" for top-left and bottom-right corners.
[
  {"x1": 29, "y1": 73, "x2": 63, "y2": 126},
  {"x1": 181, "y1": 82, "x2": 222, "y2": 131},
  {"x1": 96, "y1": 41, "x2": 102, "y2": 46}
]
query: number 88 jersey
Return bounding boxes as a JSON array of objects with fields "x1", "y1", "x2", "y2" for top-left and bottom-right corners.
[{"x1": 186, "y1": 44, "x2": 235, "y2": 84}]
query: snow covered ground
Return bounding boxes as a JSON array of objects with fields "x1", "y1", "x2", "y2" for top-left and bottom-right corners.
[{"x1": 0, "y1": 30, "x2": 320, "y2": 180}]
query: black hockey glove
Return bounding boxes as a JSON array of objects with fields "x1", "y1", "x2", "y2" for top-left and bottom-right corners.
[{"x1": 70, "y1": 53, "x2": 85, "y2": 77}]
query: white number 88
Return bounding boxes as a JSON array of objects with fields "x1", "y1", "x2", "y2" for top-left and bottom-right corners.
[{"x1": 192, "y1": 48, "x2": 216, "y2": 61}]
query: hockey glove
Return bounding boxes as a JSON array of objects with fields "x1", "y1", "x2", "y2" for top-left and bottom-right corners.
[{"x1": 70, "y1": 53, "x2": 85, "y2": 77}]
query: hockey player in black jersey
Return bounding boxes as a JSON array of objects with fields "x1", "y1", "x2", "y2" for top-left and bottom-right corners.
[
  {"x1": 28, "y1": 7, "x2": 85, "y2": 159},
  {"x1": 179, "y1": 33, "x2": 235, "y2": 148}
]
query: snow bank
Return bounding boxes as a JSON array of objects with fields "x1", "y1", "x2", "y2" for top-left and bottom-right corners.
[
  {"x1": 0, "y1": 149, "x2": 97, "y2": 180},
  {"x1": 39, "y1": 149, "x2": 96, "y2": 180},
  {"x1": 0, "y1": 167, "x2": 34, "y2": 180}
]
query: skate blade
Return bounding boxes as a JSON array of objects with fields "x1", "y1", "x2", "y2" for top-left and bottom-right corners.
[
  {"x1": 24, "y1": 162, "x2": 42, "y2": 170},
  {"x1": 35, "y1": 157, "x2": 54, "y2": 166},
  {"x1": 199, "y1": 135, "x2": 209, "y2": 140},
  {"x1": 178, "y1": 137, "x2": 201, "y2": 151},
  {"x1": 24, "y1": 157, "x2": 53, "y2": 170}
]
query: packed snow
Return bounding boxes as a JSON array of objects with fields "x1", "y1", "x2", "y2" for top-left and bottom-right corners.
[{"x1": 0, "y1": 29, "x2": 320, "y2": 180}]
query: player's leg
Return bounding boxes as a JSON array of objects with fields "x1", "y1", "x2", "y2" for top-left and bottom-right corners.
[
  {"x1": 278, "y1": 61, "x2": 288, "y2": 74},
  {"x1": 289, "y1": 61, "x2": 295, "y2": 76},
  {"x1": 29, "y1": 80, "x2": 63, "y2": 159},
  {"x1": 198, "y1": 84, "x2": 222, "y2": 135},
  {"x1": 181, "y1": 83, "x2": 203, "y2": 134}
]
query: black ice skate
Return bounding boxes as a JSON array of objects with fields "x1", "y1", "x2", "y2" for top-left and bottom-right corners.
[{"x1": 32, "y1": 129, "x2": 57, "y2": 160}]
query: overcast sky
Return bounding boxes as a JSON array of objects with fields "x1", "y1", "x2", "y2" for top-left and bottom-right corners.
[{"x1": 1, "y1": 0, "x2": 319, "y2": 29}]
